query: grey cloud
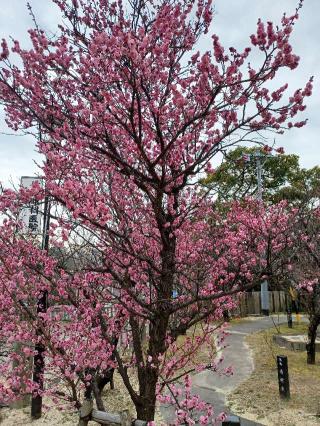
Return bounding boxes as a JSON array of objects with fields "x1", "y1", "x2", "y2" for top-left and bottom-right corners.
[
  {"x1": 212, "y1": 0, "x2": 320, "y2": 168},
  {"x1": 0, "y1": 0, "x2": 318, "y2": 188}
]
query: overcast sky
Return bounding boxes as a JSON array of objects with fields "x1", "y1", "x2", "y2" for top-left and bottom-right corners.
[{"x1": 0, "y1": 0, "x2": 319, "y2": 187}]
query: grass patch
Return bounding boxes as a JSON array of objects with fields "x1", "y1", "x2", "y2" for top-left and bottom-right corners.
[
  {"x1": 272, "y1": 321, "x2": 308, "y2": 335},
  {"x1": 228, "y1": 323, "x2": 320, "y2": 425}
]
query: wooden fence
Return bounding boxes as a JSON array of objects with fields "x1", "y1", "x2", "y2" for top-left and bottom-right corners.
[{"x1": 234, "y1": 291, "x2": 289, "y2": 317}]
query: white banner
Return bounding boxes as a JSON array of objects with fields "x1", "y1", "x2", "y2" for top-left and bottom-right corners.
[{"x1": 19, "y1": 176, "x2": 43, "y2": 235}]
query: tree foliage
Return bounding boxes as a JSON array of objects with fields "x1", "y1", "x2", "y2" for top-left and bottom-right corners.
[
  {"x1": 0, "y1": 0, "x2": 312, "y2": 422},
  {"x1": 202, "y1": 146, "x2": 320, "y2": 205}
]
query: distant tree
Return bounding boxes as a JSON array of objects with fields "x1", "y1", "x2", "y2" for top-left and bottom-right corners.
[
  {"x1": 202, "y1": 146, "x2": 320, "y2": 365},
  {"x1": 201, "y1": 146, "x2": 320, "y2": 205}
]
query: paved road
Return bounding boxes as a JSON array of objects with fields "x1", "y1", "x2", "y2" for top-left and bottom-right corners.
[{"x1": 161, "y1": 314, "x2": 295, "y2": 425}]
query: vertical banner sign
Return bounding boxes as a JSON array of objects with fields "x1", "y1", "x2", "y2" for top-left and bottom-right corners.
[
  {"x1": 277, "y1": 355, "x2": 290, "y2": 399},
  {"x1": 20, "y1": 177, "x2": 43, "y2": 235}
]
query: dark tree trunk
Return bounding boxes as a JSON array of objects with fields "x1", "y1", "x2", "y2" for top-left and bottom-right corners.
[
  {"x1": 78, "y1": 383, "x2": 93, "y2": 426},
  {"x1": 306, "y1": 319, "x2": 318, "y2": 365},
  {"x1": 96, "y1": 368, "x2": 115, "y2": 392},
  {"x1": 223, "y1": 310, "x2": 230, "y2": 322},
  {"x1": 134, "y1": 198, "x2": 176, "y2": 422},
  {"x1": 136, "y1": 370, "x2": 158, "y2": 421},
  {"x1": 92, "y1": 369, "x2": 115, "y2": 411},
  {"x1": 133, "y1": 303, "x2": 170, "y2": 421}
]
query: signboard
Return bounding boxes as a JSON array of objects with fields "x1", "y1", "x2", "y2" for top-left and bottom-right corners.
[
  {"x1": 277, "y1": 355, "x2": 290, "y2": 399},
  {"x1": 19, "y1": 177, "x2": 43, "y2": 235}
]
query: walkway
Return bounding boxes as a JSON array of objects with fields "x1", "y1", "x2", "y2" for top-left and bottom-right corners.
[{"x1": 161, "y1": 315, "x2": 291, "y2": 425}]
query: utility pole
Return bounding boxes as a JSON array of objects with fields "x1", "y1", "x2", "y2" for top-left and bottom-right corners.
[
  {"x1": 31, "y1": 192, "x2": 50, "y2": 419},
  {"x1": 254, "y1": 152, "x2": 269, "y2": 316},
  {"x1": 242, "y1": 151, "x2": 270, "y2": 316},
  {"x1": 255, "y1": 152, "x2": 263, "y2": 201}
]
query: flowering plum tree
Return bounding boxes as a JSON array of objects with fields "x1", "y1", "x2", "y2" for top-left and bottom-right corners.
[
  {"x1": 0, "y1": 0, "x2": 312, "y2": 422},
  {"x1": 0, "y1": 190, "x2": 294, "y2": 423},
  {"x1": 288, "y1": 203, "x2": 320, "y2": 365}
]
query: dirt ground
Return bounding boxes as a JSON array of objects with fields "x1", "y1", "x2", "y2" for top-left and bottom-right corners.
[
  {"x1": 0, "y1": 370, "x2": 164, "y2": 425},
  {"x1": 227, "y1": 322, "x2": 320, "y2": 426},
  {"x1": 0, "y1": 323, "x2": 217, "y2": 425}
]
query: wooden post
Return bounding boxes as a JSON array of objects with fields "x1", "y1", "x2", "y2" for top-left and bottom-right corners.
[
  {"x1": 287, "y1": 308, "x2": 293, "y2": 328},
  {"x1": 272, "y1": 292, "x2": 275, "y2": 313}
]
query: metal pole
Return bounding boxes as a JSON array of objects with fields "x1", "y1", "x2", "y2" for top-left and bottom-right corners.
[
  {"x1": 255, "y1": 152, "x2": 269, "y2": 316},
  {"x1": 256, "y1": 154, "x2": 263, "y2": 202},
  {"x1": 31, "y1": 194, "x2": 50, "y2": 419}
]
